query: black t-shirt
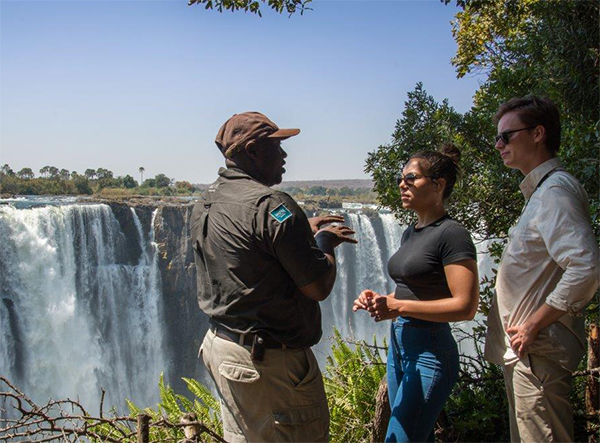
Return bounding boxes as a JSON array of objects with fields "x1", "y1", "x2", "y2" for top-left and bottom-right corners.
[
  {"x1": 387, "y1": 214, "x2": 476, "y2": 301},
  {"x1": 190, "y1": 167, "x2": 331, "y2": 348}
]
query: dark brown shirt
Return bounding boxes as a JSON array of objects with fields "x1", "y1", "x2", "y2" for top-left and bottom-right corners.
[{"x1": 190, "y1": 167, "x2": 331, "y2": 348}]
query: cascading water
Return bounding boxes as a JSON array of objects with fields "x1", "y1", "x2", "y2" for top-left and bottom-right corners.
[
  {"x1": 0, "y1": 203, "x2": 165, "y2": 414},
  {"x1": 316, "y1": 212, "x2": 405, "y2": 361},
  {"x1": 0, "y1": 200, "x2": 495, "y2": 415}
]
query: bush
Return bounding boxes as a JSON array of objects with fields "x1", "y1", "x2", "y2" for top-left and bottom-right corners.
[
  {"x1": 324, "y1": 328, "x2": 387, "y2": 442},
  {"x1": 89, "y1": 374, "x2": 222, "y2": 442}
]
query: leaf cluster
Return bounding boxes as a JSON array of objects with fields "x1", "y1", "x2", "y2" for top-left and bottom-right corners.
[
  {"x1": 324, "y1": 328, "x2": 387, "y2": 443},
  {"x1": 188, "y1": 0, "x2": 311, "y2": 17},
  {"x1": 89, "y1": 374, "x2": 222, "y2": 442}
]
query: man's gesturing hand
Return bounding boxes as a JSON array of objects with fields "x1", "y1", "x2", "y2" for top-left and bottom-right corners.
[
  {"x1": 318, "y1": 224, "x2": 357, "y2": 247},
  {"x1": 308, "y1": 215, "x2": 345, "y2": 234}
]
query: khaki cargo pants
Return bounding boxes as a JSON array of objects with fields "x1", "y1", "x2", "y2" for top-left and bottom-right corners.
[
  {"x1": 503, "y1": 353, "x2": 574, "y2": 442},
  {"x1": 200, "y1": 328, "x2": 329, "y2": 442}
]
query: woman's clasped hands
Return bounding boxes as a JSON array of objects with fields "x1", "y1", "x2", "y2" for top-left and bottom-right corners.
[{"x1": 352, "y1": 289, "x2": 401, "y2": 322}]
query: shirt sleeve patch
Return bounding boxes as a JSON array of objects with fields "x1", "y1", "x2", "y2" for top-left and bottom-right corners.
[{"x1": 270, "y1": 203, "x2": 293, "y2": 223}]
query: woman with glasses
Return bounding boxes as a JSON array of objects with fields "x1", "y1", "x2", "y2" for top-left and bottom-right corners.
[{"x1": 353, "y1": 144, "x2": 479, "y2": 442}]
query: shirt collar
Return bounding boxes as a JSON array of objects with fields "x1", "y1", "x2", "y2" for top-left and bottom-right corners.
[
  {"x1": 218, "y1": 167, "x2": 253, "y2": 180},
  {"x1": 218, "y1": 167, "x2": 270, "y2": 189},
  {"x1": 519, "y1": 157, "x2": 562, "y2": 200}
]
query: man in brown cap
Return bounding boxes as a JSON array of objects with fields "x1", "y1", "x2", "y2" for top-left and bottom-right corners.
[{"x1": 191, "y1": 111, "x2": 356, "y2": 442}]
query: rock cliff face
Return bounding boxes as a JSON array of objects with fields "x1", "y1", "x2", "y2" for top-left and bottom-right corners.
[
  {"x1": 107, "y1": 201, "x2": 210, "y2": 394},
  {"x1": 103, "y1": 200, "x2": 405, "y2": 396},
  {"x1": 153, "y1": 204, "x2": 210, "y2": 393}
]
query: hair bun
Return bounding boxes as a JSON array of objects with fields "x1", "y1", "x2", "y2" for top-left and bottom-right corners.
[{"x1": 440, "y1": 143, "x2": 461, "y2": 165}]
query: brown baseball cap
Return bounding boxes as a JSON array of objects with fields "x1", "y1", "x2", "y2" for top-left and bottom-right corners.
[{"x1": 215, "y1": 111, "x2": 300, "y2": 158}]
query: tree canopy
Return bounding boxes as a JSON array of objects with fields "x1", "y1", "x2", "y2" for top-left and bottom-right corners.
[{"x1": 366, "y1": 0, "x2": 599, "y2": 239}]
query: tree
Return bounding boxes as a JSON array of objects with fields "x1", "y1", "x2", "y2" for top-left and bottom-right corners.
[
  {"x1": 188, "y1": 0, "x2": 311, "y2": 17},
  {"x1": 122, "y1": 175, "x2": 138, "y2": 189},
  {"x1": 1, "y1": 164, "x2": 15, "y2": 177},
  {"x1": 154, "y1": 173, "x2": 172, "y2": 188},
  {"x1": 139, "y1": 166, "x2": 145, "y2": 184},
  {"x1": 444, "y1": 0, "x2": 599, "y2": 232},
  {"x1": 95, "y1": 168, "x2": 113, "y2": 180},
  {"x1": 59, "y1": 169, "x2": 70, "y2": 181},
  {"x1": 16, "y1": 168, "x2": 34, "y2": 180},
  {"x1": 47, "y1": 166, "x2": 59, "y2": 180},
  {"x1": 175, "y1": 181, "x2": 193, "y2": 191},
  {"x1": 364, "y1": 83, "x2": 516, "y2": 238},
  {"x1": 84, "y1": 168, "x2": 97, "y2": 180},
  {"x1": 73, "y1": 176, "x2": 92, "y2": 195},
  {"x1": 39, "y1": 166, "x2": 50, "y2": 178},
  {"x1": 365, "y1": 2, "x2": 599, "y2": 439},
  {"x1": 142, "y1": 178, "x2": 156, "y2": 188},
  {"x1": 308, "y1": 186, "x2": 327, "y2": 196}
]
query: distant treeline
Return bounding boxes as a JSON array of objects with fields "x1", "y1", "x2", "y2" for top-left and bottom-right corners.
[
  {"x1": 280, "y1": 185, "x2": 379, "y2": 207},
  {"x1": 0, "y1": 164, "x2": 196, "y2": 197},
  {"x1": 0, "y1": 164, "x2": 378, "y2": 203}
]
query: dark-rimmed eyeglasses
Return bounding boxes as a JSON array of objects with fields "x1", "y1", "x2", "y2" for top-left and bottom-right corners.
[
  {"x1": 495, "y1": 127, "x2": 536, "y2": 144},
  {"x1": 396, "y1": 173, "x2": 432, "y2": 187}
]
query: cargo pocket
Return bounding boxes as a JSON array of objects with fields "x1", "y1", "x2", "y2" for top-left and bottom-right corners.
[
  {"x1": 218, "y1": 362, "x2": 260, "y2": 383},
  {"x1": 288, "y1": 349, "x2": 320, "y2": 390},
  {"x1": 272, "y1": 402, "x2": 329, "y2": 442}
]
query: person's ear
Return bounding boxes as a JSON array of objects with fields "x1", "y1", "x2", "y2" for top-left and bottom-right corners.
[
  {"x1": 533, "y1": 125, "x2": 546, "y2": 144},
  {"x1": 245, "y1": 140, "x2": 258, "y2": 161},
  {"x1": 435, "y1": 177, "x2": 446, "y2": 194}
]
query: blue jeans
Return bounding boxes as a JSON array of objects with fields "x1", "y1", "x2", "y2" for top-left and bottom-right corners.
[{"x1": 386, "y1": 316, "x2": 459, "y2": 442}]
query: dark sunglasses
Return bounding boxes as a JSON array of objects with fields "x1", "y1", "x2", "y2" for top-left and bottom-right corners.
[
  {"x1": 396, "y1": 173, "x2": 432, "y2": 187},
  {"x1": 495, "y1": 126, "x2": 536, "y2": 144}
]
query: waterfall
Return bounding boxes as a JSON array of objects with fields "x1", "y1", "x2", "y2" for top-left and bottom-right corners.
[
  {"x1": 1, "y1": 200, "x2": 494, "y2": 413},
  {"x1": 0, "y1": 204, "x2": 165, "y2": 414},
  {"x1": 316, "y1": 213, "x2": 397, "y2": 361}
]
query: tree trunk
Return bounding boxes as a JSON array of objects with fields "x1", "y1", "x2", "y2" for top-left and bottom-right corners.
[
  {"x1": 372, "y1": 375, "x2": 391, "y2": 443},
  {"x1": 586, "y1": 323, "x2": 599, "y2": 443}
]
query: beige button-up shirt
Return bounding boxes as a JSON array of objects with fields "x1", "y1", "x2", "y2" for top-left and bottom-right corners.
[{"x1": 485, "y1": 158, "x2": 599, "y2": 371}]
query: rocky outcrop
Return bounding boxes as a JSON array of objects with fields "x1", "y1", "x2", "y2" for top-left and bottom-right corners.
[
  {"x1": 153, "y1": 203, "x2": 210, "y2": 392},
  {"x1": 107, "y1": 200, "x2": 211, "y2": 394}
]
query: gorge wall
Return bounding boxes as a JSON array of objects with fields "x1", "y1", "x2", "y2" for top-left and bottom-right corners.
[{"x1": 0, "y1": 200, "x2": 406, "y2": 414}]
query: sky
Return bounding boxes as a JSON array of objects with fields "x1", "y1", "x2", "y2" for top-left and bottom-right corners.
[{"x1": 0, "y1": 0, "x2": 484, "y2": 184}]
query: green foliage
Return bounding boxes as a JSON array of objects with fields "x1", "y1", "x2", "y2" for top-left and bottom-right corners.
[
  {"x1": 442, "y1": 358, "x2": 509, "y2": 441},
  {"x1": 448, "y1": 0, "x2": 599, "y2": 234},
  {"x1": 154, "y1": 173, "x2": 172, "y2": 189},
  {"x1": 142, "y1": 178, "x2": 156, "y2": 188},
  {"x1": 0, "y1": 163, "x2": 191, "y2": 197},
  {"x1": 1, "y1": 164, "x2": 15, "y2": 177},
  {"x1": 122, "y1": 174, "x2": 138, "y2": 189},
  {"x1": 89, "y1": 374, "x2": 222, "y2": 442},
  {"x1": 368, "y1": 0, "x2": 599, "y2": 238},
  {"x1": 364, "y1": 1, "x2": 599, "y2": 440},
  {"x1": 16, "y1": 168, "x2": 34, "y2": 180},
  {"x1": 73, "y1": 176, "x2": 93, "y2": 195},
  {"x1": 364, "y1": 83, "x2": 522, "y2": 239},
  {"x1": 188, "y1": 0, "x2": 311, "y2": 17},
  {"x1": 324, "y1": 328, "x2": 387, "y2": 443}
]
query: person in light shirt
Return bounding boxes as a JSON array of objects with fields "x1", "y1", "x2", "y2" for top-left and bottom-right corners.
[{"x1": 484, "y1": 95, "x2": 599, "y2": 442}]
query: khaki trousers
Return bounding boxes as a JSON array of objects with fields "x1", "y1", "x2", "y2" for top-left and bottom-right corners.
[
  {"x1": 200, "y1": 328, "x2": 329, "y2": 443},
  {"x1": 502, "y1": 354, "x2": 573, "y2": 442}
]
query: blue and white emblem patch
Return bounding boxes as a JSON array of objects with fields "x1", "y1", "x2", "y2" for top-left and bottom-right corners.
[{"x1": 270, "y1": 204, "x2": 292, "y2": 223}]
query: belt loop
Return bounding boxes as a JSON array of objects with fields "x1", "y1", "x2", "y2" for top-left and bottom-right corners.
[{"x1": 239, "y1": 333, "x2": 245, "y2": 346}]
